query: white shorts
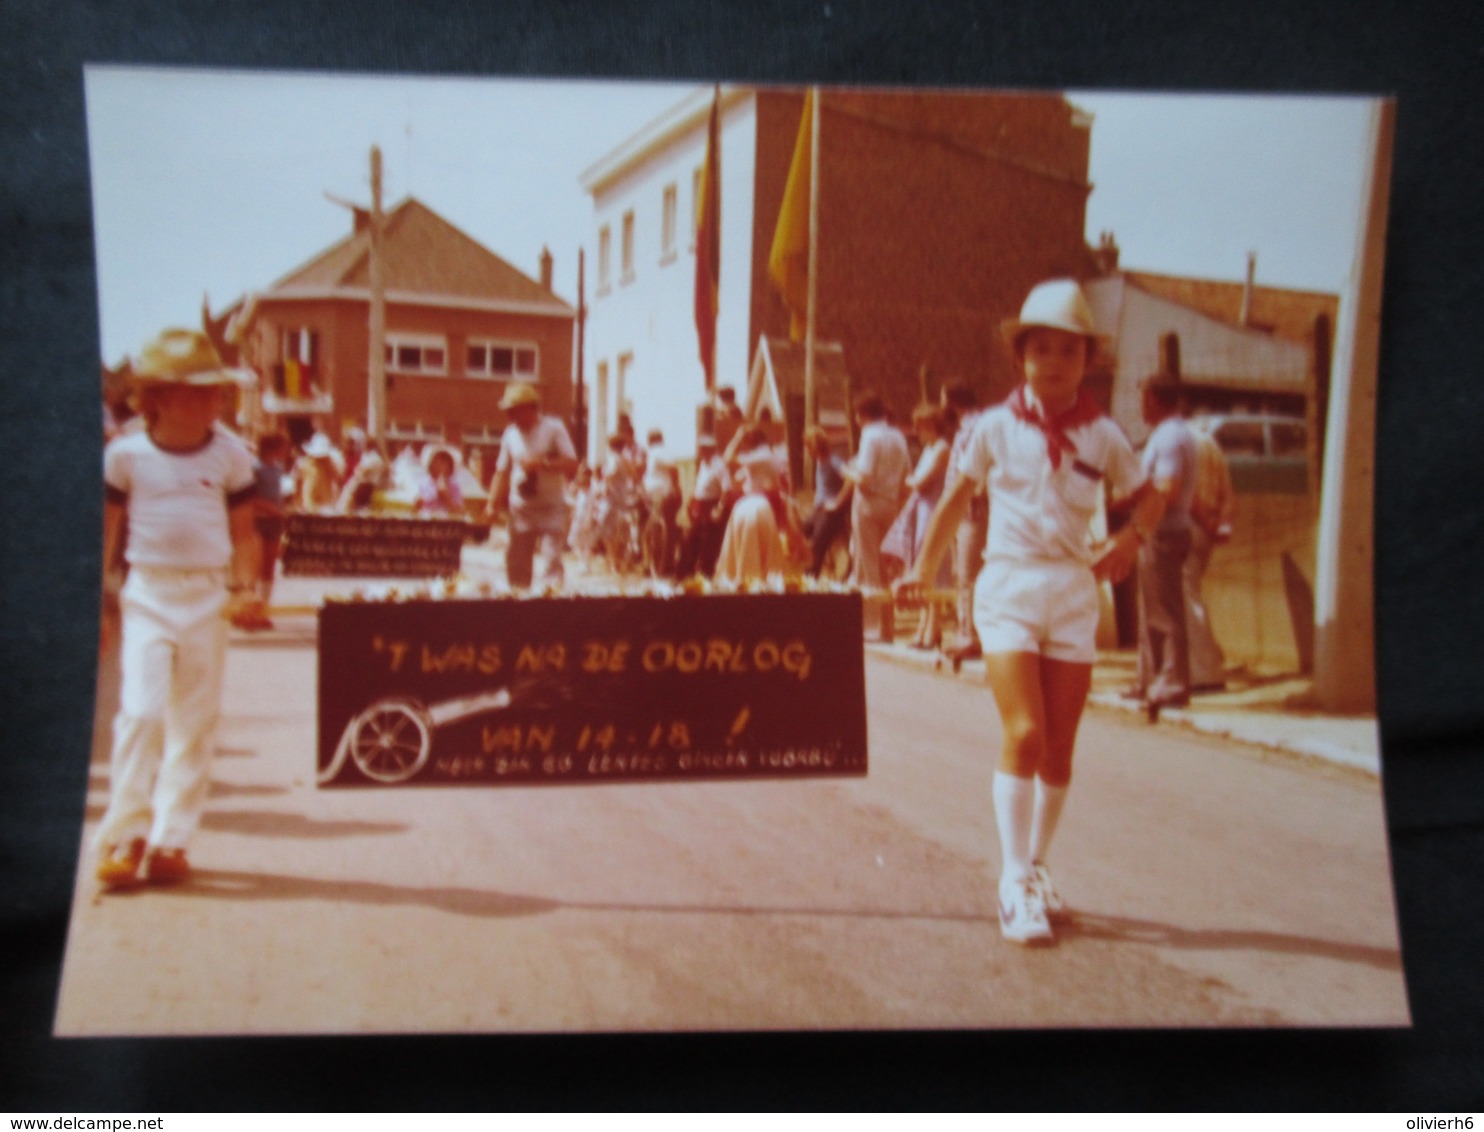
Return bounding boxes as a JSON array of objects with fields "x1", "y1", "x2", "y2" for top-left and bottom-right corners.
[{"x1": 973, "y1": 556, "x2": 1099, "y2": 664}]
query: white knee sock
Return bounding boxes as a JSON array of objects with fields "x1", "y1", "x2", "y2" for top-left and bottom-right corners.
[
  {"x1": 1030, "y1": 779, "x2": 1069, "y2": 865},
  {"x1": 993, "y1": 771, "x2": 1036, "y2": 887}
]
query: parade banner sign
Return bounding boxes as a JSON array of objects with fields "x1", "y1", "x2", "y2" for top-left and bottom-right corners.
[
  {"x1": 317, "y1": 592, "x2": 867, "y2": 787},
  {"x1": 282, "y1": 514, "x2": 485, "y2": 577}
]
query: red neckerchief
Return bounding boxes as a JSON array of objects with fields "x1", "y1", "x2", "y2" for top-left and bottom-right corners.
[{"x1": 1008, "y1": 384, "x2": 1103, "y2": 469}]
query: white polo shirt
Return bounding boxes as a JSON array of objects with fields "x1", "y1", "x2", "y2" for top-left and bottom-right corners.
[
  {"x1": 955, "y1": 395, "x2": 1142, "y2": 564},
  {"x1": 498, "y1": 416, "x2": 576, "y2": 509},
  {"x1": 851, "y1": 419, "x2": 911, "y2": 516},
  {"x1": 1141, "y1": 415, "x2": 1198, "y2": 535},
  {"x1": 104, "y1": 424, "x2": 257, "y2": 570}
]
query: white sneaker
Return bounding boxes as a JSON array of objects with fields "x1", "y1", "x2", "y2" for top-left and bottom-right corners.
[
  {"x1": 998, "y1": 875, "x2": 1053, "y2": 945},
  {"x1": 1031, "y1": 861, "x2": 1069, "y2": 922}
]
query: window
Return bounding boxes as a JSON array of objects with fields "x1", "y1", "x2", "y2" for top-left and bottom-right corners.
[
  {"x1": 466, "y1": 339, "x2": 538, "y2": 381},
  {"x1": 274, "y1": 326, "x2": 320, "y2": 396},
  {"x1": 620, "y1": 210, "x2": 635, "y2": 283},
  {"x1": 280, "y1": 326, "x2": 318, "y2": 365},
  {"x1": 384, "y1": 333, "x2": 448, "y2": 376},
  {"x1": 463, "y1": 425, "x2": 503, "y2": 446},
  {"x1": 1213, "y1": 420, "x2": 1266, "y2": 458},
  {"x1": 597, "y1": 225, "x2": 611, "y2": 293},
  {"x1": 595, "y1": 361, "x2": 610, "y2": 456},
  {"x1": 616, "y1": 353, "x2": 633, "y2": 424},
  {"x1": 1269, "y1": 420, "x2": 1308, "y2": 457},
  {"x1": 661, "y1": 183, "x2": 678, "y2": 262}
]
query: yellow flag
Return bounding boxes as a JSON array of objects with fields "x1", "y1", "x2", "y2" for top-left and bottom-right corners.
[{"x1": 768, "y1": 88, "x2": 812, "y2": 342}]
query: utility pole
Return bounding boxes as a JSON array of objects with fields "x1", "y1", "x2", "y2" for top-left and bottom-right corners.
[
  {"x1": 367, "y1": 145, "x2": 387, "y2": 444},
  {"x1": 1313, "y1": 100, "x2": 1393, "y2": 713},
  {"x1": 802, "y1": 86, "x2": 821, "y2": 489}
]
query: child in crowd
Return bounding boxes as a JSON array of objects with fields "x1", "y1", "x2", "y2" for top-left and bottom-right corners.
[
  {"x1": 251, "y1": 431, "x2": 290, "y2": 619},
  {"x1": 417, "y1": 445, "x2": 465, "y2": 516},
  {"x1": 95, "y1": 329, "x2": 265, "y2": 890},
  {"x1": 898, "y1": 280, "x2": 1167, "y2": 944}
]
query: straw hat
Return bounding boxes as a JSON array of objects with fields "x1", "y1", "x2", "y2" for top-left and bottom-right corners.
[
  {"x1": 132, "y1": 328, "x2": 238, "y2": 386},
  {"x1": 999, "y1": 279, "x2": 1102, "y2": 350},
  {"x1": 499, "y1": 383, "x2": 541, "y2": 411}
]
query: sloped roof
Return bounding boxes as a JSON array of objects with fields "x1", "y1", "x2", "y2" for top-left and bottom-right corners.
[
  {"x1": 1086, "y1": 274, "x2": 1312, "y2": 388},
  {"x1": 263, "y1": 198, "x2": 573, "y2": 317},
  {"x1": 747, "y1": 336, "x2": 851, "y2": 425},
  {"x1": 1124, "y1": 269, "x2": 1338, "y2": 346}
]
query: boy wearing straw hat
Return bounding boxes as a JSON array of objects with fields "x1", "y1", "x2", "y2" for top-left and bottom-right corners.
[
  {"x1": 488, "y1": 382, "x2": 577, "y2": 590},
  {"x1": 94, "y1": 328, "x2": 265, "y2": 889},
  {"x1": 898, "y1": 279, "x2": 1169, "y2": 945}
]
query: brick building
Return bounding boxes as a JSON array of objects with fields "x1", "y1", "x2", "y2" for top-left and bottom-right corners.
[
  {"x1": 231, "y1": 198, "x2": 575, "y2": 457},
  {"x1": 578, "y1": 85, "x2": 1096, "y2": 462}
]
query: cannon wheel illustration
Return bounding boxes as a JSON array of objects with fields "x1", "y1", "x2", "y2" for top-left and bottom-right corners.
[
  {"x1": 320, "y1": 686, "x2": 516, "y2": 785},
  {"x1": 343, "y1": 697, "x2": 435, "y2": 783}
]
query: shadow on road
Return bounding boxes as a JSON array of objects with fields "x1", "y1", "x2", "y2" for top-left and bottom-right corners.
[
  {"x1": 208, "y1": 781, "x2": 290, "y2": 799},
  {"x1": 120, "y1": 875, "x2": 1399, "y2": 975},
  {"x1": 161, "y1": 868, "x2": 560, "y2": 919},
  {"x1": 199, "y1": 810, "x2": 409, "y2": 839},
  {"x1": 1061, "y1": 911, "x2": 1402, "y2": 971}
]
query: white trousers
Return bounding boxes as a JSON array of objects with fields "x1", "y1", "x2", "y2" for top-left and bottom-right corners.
[
  {"x1": 1183, "y1": 526, "x2": 1226, "y2": 687},
  {"x1": 850, "y1": 496, "x2": 894, "y2": 589},
  {"x1": 94, "y1": 566, "x2": 229, "y2": 852}
]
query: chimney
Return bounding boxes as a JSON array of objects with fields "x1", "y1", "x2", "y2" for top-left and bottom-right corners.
[
  {"x1": 539, "y1": 246, "x2": 554, "y2": 291},
  {"x1": 1093, "y1": 231, "x2": 1120, "y2": 276},
  {"x1": 1240, "y1": 251, "x2": 1256, "y2": 326}
]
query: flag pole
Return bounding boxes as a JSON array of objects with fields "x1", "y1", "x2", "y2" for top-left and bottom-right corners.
[{"x1": 802, "y1": 86, "x2": 821, "y2": 489}]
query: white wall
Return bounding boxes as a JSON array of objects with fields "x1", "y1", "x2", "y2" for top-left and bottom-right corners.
[
  {"x1": 1088, "y1": 278, "x2": 1309, "y2": 444},
  {"x1": 585, "y1": 93, "x2": 758, "y2": 463}
]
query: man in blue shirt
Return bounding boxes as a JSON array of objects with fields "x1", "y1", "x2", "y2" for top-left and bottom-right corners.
[{"x1": 1132, "y1": 371, "x2": 1199, "y2": 715}]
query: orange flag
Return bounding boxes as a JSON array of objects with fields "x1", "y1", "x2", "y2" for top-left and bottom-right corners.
[
  {"x1": 768, "y1": 88, "x2": 813, "y2": 342},
  {"x1": 694, "y1": 87, "x2": 721, "y2": 392}
]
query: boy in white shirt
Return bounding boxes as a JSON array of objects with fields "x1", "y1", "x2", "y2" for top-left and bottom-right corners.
[
  {"x1": 899, "y1": 280, "x2": 1168, "y2": 945},
  {"x1": 488, "y1": 383, "x2": 578, "y2": 590},
  {"x1": 95, "y1": 329, "x2": 264, "y2": 889}
]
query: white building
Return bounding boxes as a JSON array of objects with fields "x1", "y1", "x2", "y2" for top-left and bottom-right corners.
[
  {"x1": 579, "y1": 85, "x2": 756, "y2": 463},
  {"x1": 1084, "y1": 273, "x2": 1314, "y2": 446},
  {"x1": 579, "y1": 85, "x2": 1098, "y2": 465}
]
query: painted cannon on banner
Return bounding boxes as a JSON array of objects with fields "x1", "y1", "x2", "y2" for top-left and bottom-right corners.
[
  {"x1": 317, "y1": 592, "x2": 867, "y2": 786},
  {"x1": 281, "y1": 513, "x2": 488, "y2": 578}
]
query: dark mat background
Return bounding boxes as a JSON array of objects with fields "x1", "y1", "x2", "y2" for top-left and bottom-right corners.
[{"x1": 3, "y1": 0, "x2": 1481, "y2": 1111}]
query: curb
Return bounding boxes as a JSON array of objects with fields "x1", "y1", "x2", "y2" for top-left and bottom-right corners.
[
  {"x1": 866, "y1": 641, "x2": 1380, "y2": 777},
  {"x1": 1086, "y1": 691, "x2": 1381, "y2": 776}
]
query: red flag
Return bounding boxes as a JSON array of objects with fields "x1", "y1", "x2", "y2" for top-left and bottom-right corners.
[{"x1": 694, "y1": 87, "x2": 721, "y2": 392}]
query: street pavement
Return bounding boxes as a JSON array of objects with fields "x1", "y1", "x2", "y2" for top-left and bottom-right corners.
[
  {"x1": 55, "y1": 567, "x2": 1408, "y2": 1035},
  {"x1": 875, "y1": 641, "x2": 1383, "y2": 776}
]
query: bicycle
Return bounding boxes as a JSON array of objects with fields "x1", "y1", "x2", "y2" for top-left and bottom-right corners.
[
  {"x1": 596, "y1": 495, "x2": 642, "y2": 576},
  {"x1": 640, "y1": 509, "x2": 670, "y2": 578}
]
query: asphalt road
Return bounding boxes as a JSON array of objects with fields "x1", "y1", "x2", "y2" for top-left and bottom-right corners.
[{"x1": 56, "y1": 620, "x2": 1407, "y2": 1035}]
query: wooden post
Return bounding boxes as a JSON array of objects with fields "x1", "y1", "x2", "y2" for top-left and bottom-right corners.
[
  {"x1": 802, "y1": 87, "x2": 821, "y2": 493},
  {"x1": 367, "y1": 146, "x2": 387, "y2": 444}
]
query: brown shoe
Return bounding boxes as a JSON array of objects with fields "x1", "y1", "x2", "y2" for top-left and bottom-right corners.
[
  {"x1": 144, "y1": 847, "x2": 191, "y2": 885},
  {"x1": 96, "y1": 838, "x2": 146, "y2": 890}
]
